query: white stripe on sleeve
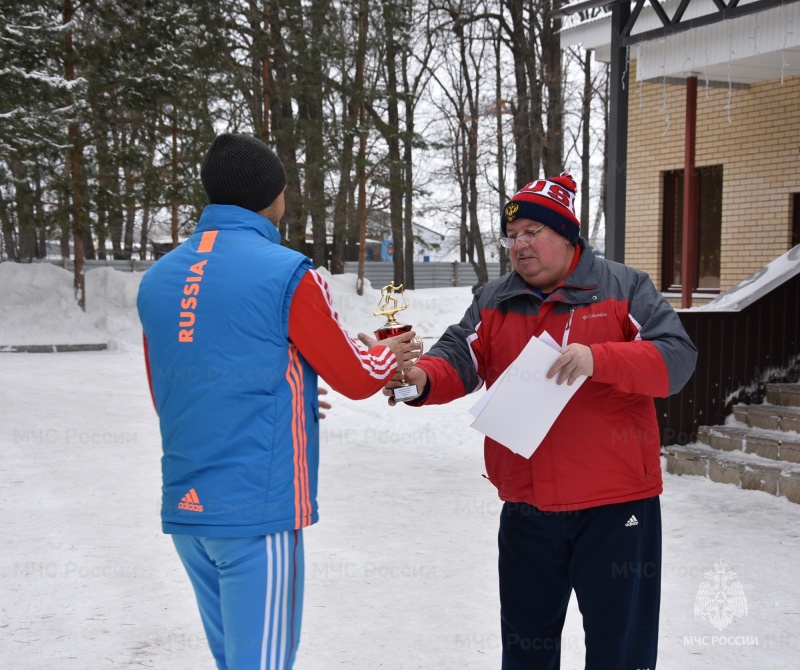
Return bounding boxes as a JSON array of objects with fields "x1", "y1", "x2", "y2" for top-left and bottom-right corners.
[{"x1": 307, "y1": 269, "x2": 397, "y2": 380}]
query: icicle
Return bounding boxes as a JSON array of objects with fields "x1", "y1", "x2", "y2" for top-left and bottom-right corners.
[
  {"x1": 725, "y1": 28, "x2": 734, "y2": 124},
  {"x1": 703, "y1": 26, "x2": 711, "y2": 98},
  {"x1": 681, "y1": 31, "x2": 692, "y2": 75},
  {"x1": 749, "y1": 13, "x2": 760, "y2": 55},
  {"x1": 622, "y1": 45, "x2": 630, "y2": 92},
  {"x1": 637, "y1": 44, "x2": 644, "y2": 110},
  {"x1": 659, "y1": 39, "x2": 670, "y2": 136},
  {"x1": 781, "y1": 2, "x2": 793, "y2": 85}
]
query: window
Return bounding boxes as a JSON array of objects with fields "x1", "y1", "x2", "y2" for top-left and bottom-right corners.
[
  {"x1": 792, "y1": 193, "x2": 800, "y2": 249},
  {"x1": 661, "y1": 166, "x2": 722, "y2": 293}
]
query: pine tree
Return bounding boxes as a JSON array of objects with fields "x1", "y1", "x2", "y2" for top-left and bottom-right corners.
[{"x1": 0, "y1": 2, "x2": 77, "y2": 263}]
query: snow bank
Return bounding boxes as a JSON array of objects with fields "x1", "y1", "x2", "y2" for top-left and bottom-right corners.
[
  {"x1": 0, "y1": 262, "x2": 475, "y2": 350},
  {"x1": 0, "y1": 263, "x2": 143, "y2": 347}
]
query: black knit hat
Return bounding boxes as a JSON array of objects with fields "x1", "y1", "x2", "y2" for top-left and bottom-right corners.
[{"x1": 200, "y1": 133, "x2": 287, "y2": 212}]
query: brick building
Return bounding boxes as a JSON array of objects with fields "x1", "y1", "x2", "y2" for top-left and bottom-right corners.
[{"x1": 560, "y1": 0, "x2": 800, "y2": 307}]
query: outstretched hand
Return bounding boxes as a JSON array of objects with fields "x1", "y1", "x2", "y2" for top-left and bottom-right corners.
[
  {"x1": 357, "y1": 330, "x2": 426, "y2": 406},
  {"x1": 357, "y1": 330, "x2": 422, "y2": 373},
  {"x1": 380, "y1": 365, "x2": 428, "y2": 406}
]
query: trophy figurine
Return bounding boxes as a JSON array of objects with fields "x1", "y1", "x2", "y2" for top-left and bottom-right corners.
[{"x1": 373, "y1": 281, "x2": 424, "y2": 402}]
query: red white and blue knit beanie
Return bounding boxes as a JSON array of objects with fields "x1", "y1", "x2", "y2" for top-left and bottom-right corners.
[
  {"x1": 201, "y1": 133, "x2": 286, "y2": 213},
  {"x1": 500, "y1": 172, "x2": 581, "y2": 243}
]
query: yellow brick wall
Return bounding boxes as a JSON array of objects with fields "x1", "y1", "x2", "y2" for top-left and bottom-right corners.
[{"x1": 625, "y1": 60, "x2": 800, "y2": 295}]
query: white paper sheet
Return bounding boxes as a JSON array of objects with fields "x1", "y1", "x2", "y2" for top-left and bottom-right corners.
[
  {"x1": 468, "y1": 332, "x2": 586, "y2": 458},
  {"x1": 468, "y1": 331, "x2": 561, "y2": 420}
]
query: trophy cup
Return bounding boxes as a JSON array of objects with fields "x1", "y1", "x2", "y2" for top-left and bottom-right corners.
[{"x1": 373, "y1": 281, "x2": 424, "y2": 402}]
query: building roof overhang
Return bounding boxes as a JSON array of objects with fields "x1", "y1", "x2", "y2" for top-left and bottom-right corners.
[{"x1": 559, "y1": 0, "x2": 800, "y2": 84}]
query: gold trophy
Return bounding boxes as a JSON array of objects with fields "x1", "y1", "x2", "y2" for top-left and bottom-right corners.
[{"x1": 373, "y1": 281, "x2": 424, "y2": 402}]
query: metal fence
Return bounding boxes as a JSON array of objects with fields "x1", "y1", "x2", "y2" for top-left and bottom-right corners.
[
  {"x1": 32, "y1": 258, "x2": 154, "y2": 273},
  {"x1": 343, "y1": 261, "x2": 504, "y2": 289}
]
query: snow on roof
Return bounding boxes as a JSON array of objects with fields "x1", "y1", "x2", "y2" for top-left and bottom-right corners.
[
  {"x1": 559, "y1": 5, "x2": 610, "y2": 33},
  {"x1": 695, "y1": 244, "x2": 800, "y2": 312}
]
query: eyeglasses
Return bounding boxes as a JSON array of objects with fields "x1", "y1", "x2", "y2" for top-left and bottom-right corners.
[{"x1": 499, "y1": 224, "x2": 547, "y2": 249}]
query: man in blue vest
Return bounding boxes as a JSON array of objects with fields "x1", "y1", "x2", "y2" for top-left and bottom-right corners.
[{"x1": 137, "y1": 133, "x2": 419, "y2": 669}]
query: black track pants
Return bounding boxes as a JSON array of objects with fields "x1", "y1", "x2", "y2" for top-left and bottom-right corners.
[{"x1": 498, "y1": 497, "x2": 662, "y2": 670}]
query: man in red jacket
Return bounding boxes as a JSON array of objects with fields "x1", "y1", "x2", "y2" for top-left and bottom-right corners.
[{"x1": 382, "y1": 173, "x2": 697, "y2": 670}]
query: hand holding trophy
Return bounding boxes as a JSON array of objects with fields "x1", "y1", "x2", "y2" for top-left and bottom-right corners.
[{"x1": 372, "y1": 281, "x2": 424, "y2": 402}]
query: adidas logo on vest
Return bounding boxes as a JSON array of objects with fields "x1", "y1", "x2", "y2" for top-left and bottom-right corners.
[{"x1": 178, "y1": 488, "x2": 204, "y2": 512}]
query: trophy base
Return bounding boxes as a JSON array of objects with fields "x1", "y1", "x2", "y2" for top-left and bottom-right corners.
[
  {"x1": 374, "y1": 323, "x2": 412, "y2": 341},
  {"x1": 393, "y1": 384, "x2": 420, "y2": 402}
]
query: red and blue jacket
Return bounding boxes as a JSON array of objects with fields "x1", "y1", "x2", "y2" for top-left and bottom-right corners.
[
  {"x1": 137, "y1": 205, "x2": 396, "y2": 537},
  {"x1": 415, "y1": 240, "x2": 697, "y2": 511}
]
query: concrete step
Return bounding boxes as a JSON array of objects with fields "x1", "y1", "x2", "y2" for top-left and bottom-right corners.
[
  {"x1": 697, "y1": 424, "x2": 800, "y2": 463},
  {"x1": 766, "y1": 383, "x2": 800, "y2": 408},
  {"x1": 664, "y1": 442, "x2": 800, "y2": 504},
  {"x1": 732, "y1": 403, "x2": 800, "y2": 433},
  {"x1": 666, "y1": 383, "x2": 800, "y2": 503}
]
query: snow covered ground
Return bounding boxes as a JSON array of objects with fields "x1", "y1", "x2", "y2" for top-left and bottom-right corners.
[{"x1": 1, "y1": 262, "x2": 799, "y2": 669}]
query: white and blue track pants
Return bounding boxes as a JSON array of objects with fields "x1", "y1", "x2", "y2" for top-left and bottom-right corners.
[{"x1": 172, "y1": 531, "x2": 304, "y2": 670}]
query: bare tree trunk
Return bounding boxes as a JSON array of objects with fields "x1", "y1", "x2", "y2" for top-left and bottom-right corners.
[
  {"x1": 453, "y1": 14, "x2": 488, "y2": 287},
  {"x1": 331, "y1": 84, "x2": 356, "y2": 274},
  {"x1": 170, "y1": 107, "x2": 180, "y2": 249},
  {"x1": 262, "y1": 2, "x2": 271, "y2": 142},
  {"x1": 123, "y1": 167, "x2": 136, "y2": 260},
  {"x1": 98, "y1": 130, "x2": 121, "y2": 259},
  {"x1": 82, "y1": 223, "x2": 96, "y2": 260},
  {"x1": 121, "y1": 127, "x2": 136, "y2": 259},
  {"x1": 346, "y1": 181, "x2": 357, "y2": 262},
  {"x1": 402, "y1": 46, "x2": 415, "y2": 288},
  {"x1": 506, "y1": 0, "x2": 534, "y2": 188},
  {"x1": 34, "y1": 161, "x2": 46, "y2": 258},
  {"x1": 541, "y1": 0, "x2": 564, "y2": 176},
  {"x1": 37, "y1": 228, "x2": 47, "y2": 259},
  {"x1": 456, "y1": 126, "x2": 467, "y2": 264},
  {"x1": 9, "y1": 159, "x2": 36, "y2": 260},
  {"x1": 58, "y1": 186, "x2": 69, "y2": 259},
  {"x1": 270, "y1": 7, "x2": 305, "y2": 252},
  {"x1": 400, "y1": 0, "x2": 434, "y2": 285},
  {"x1": 64, "y1": 0, "x2": 86, "y2": 310},
  {"x1": 95, "y1": 173, "x2": 108, "y2": 261},
  {"x1": 494, "y1": 28, "x2": 508, "y2": 275},
  {"x1": 591, "y1": 65, "x2": 609, "y2": 249},
  {"x1": 139, "y1": 128, "x2": 157, "y2": 260},
  {"x1": 302, "y1": 0, "x2": 329, "y2": 269},
  {"x1": 382, "y1": 1, "x2": 405, "y2": 286},
  {"x1": 355, "y1": 0, "x2": 369, "y2": 295},
  {"x1": 140, "y1": 202, "x2": 151, "y2": 261},
  {"x1": 580, "y1": 49, "x2": 592, "y2": 240},
  {"x1": 0, "y1": 195, "x2": 17, "y2": 261},
  {"x1": 527, "y1": 46, "x2": 544, "y2": 178},
  {"x1": 246, "y1": 0, "x2": 265, "y2": 138}
]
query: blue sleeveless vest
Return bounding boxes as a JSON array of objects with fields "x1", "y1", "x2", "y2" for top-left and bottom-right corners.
[{"x1": 137, "y1": 205, "x2": 319, "y2": 537}]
